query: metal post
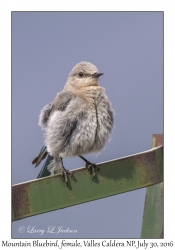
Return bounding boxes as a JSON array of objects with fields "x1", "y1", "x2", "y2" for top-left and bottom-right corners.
[{"x1": 141, "y1": 134, "x2": 163, "y2": 238}]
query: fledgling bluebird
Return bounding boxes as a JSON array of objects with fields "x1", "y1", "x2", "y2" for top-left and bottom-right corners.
[{"x1": 32, "y1": 61, "x2": 114, "y2": 185}]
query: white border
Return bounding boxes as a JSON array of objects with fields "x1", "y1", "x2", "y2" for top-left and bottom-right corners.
[{"x1": 1, "y1": 0, "x2": 175, "y2": 245}]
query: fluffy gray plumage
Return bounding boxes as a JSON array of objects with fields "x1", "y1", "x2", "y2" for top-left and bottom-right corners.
[{"x1": 37, "y1": 61, "x2": 114, "y2": 177}]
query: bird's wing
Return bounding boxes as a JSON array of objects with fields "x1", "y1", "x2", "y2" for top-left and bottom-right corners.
[
  {"x1": 44, "y1": 93, "x2": 86, "y2": 157},
  {"x1": 38, "y1": 103, "x2": 52, "y2": 129},
  {"x1": 33, "y1": 91, "x2": 76, "y2": 178},
  {"x1": 39, "y1": 91, "x2": 75, "y2": 129}
]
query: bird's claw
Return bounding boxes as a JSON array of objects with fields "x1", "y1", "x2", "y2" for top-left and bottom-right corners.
[
  {"x1": 61, "y1": 167, "x2": 73, "y2": 186},
  {"x1": 86, "y1": 162, "x2": 99, "y2": 180}
]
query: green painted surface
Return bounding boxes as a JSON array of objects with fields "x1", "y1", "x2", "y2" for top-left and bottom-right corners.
[
  {"x1": 141, "y1": 134, "x2": 164, "y2": 238},
  {"x1": 12, "y1": 146, "x2": 163, "y2": 221},
  {"x1": 141, "y1": 182, "x2": 163, "y2": 238}
]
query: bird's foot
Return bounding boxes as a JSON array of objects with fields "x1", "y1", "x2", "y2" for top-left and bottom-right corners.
[
  {"x1": 85, "y1": 161, "x2": 99, "y2": 180},
  {"x1": 61, "y1": 166, "x2": 73, "y2": 186},
  {"x1": 79, "y1": 155, "x2": 99, "y2": 180}
]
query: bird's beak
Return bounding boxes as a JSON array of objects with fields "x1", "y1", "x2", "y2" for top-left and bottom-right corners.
[{"x1": 92, "y1": 72, "x2": 104, "y2": 78}]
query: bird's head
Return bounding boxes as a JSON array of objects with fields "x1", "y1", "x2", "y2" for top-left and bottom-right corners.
[{"x1": 64, "y1": 61, "x2": 103, "y2": 91}]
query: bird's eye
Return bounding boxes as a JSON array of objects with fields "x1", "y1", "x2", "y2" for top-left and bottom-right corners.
[{"x1": 79, "y1": 72, "x2": 83, "y2": 77}]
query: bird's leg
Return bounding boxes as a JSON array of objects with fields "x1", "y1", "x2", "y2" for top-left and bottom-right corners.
[
  {"x1": 60, "y1": 158, "x2": 73, "y2": 186},
  {"x1": 79, "y1": 155, "x2": 99, "y2": 180}
]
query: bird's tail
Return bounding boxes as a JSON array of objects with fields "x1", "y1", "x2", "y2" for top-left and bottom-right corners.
[
  {"x1": 37, "y1": 154, "x2": 53, "y2": 178},
  {"x1": 32, "y1": 145, "x2": 48, "y2": 168},
  {"x1": 32, "y1": 145, "x2": 63, "y2": 178}
]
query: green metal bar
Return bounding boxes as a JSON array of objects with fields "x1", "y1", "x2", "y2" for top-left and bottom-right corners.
[
  {"x1": 141, "y1": 134, "x2": 163, "y2": 238},
  {"x1": 12, "y1": 146, "x2": 163, "y2": 221}
]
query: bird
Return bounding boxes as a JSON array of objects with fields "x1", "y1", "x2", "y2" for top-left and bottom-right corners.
[{"x1": 32, "y1": 61, "x2": 114, "y2": 185}]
